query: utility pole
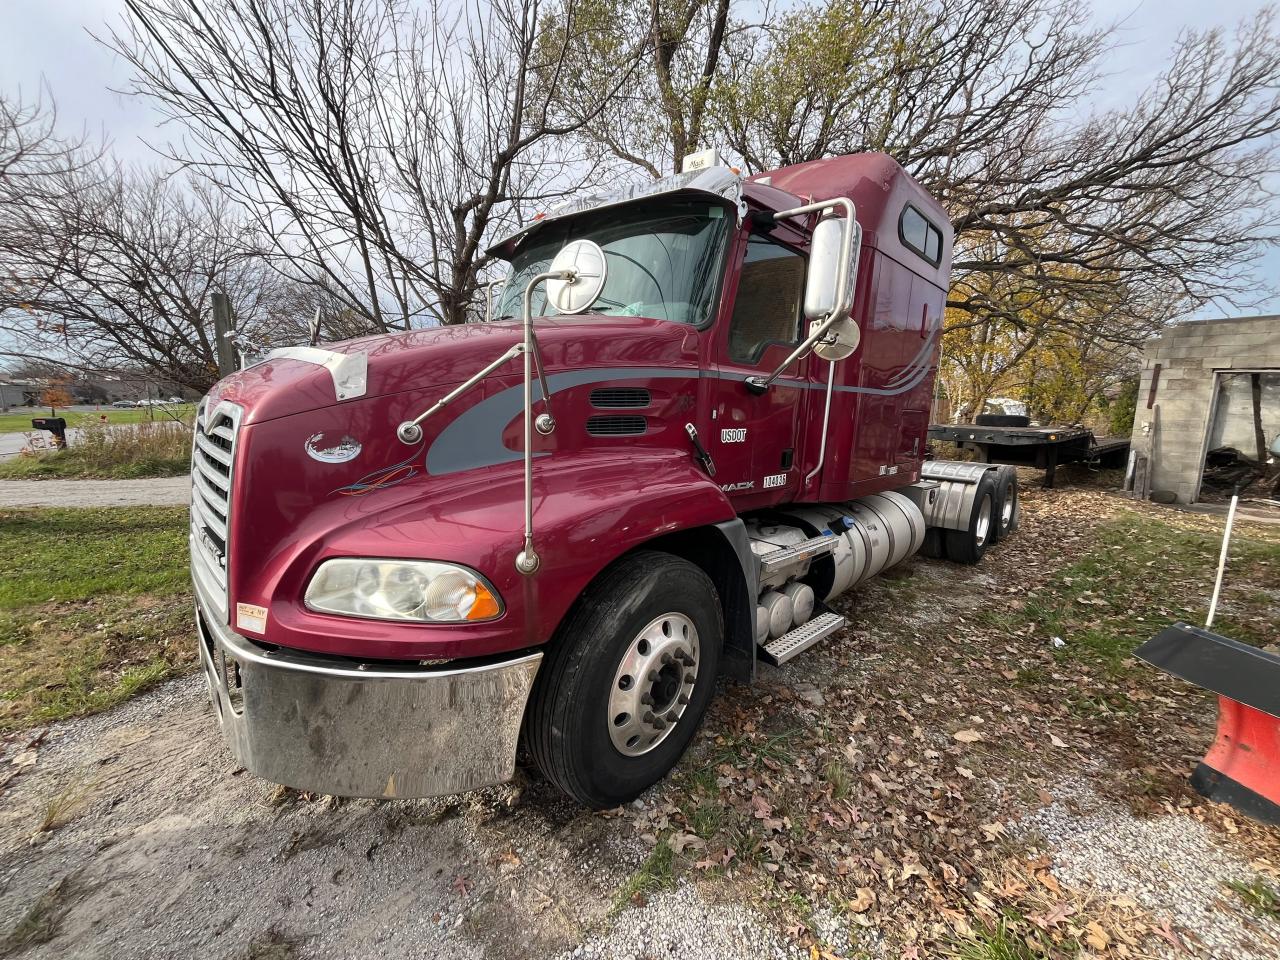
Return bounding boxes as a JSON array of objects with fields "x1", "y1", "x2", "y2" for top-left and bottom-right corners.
[{"x1": 212, "y1": 292, "x2": 237, "y2": 377}]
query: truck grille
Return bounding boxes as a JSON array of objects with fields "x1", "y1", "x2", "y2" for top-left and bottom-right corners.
[{"x1": 190, "y1": 400, "x2": 242, "y2": 621}]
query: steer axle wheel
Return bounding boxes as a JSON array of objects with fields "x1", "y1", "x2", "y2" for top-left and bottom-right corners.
[
  {"x1": 609, "y1": 613, "x2": 700, "y2": 756},
  {"x1": 525, "y1": 551, "x2": 722, "y2": 808}
]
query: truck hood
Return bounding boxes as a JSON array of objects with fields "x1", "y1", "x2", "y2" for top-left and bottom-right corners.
[{"x1": 206, "y1": 315, "x2": 699, "y2": 425}]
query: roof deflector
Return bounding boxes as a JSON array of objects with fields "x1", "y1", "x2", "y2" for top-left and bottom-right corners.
[{"x1": 488, "y1": 166, "x2": 745, "y2": 257}]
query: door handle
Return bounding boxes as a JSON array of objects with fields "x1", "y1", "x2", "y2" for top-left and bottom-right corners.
[{"x1": 685, "y1": 423, "x2": 716, "y2": 477}]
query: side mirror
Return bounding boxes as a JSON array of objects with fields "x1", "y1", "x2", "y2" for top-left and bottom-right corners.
[
  {"x1": 804, "y1": 217, "x2": 846, "y2": 320},
  {"x1": 805, "y1": 216, "x2": 860, "y2": 361},
  {"x1": 546, "y1": 239, "x2": 608, "y2": 315}
]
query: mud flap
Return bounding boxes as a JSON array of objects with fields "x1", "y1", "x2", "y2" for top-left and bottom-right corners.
[{"x1": 1135, "y1": 622, "x2": 1280, "y2": 826}]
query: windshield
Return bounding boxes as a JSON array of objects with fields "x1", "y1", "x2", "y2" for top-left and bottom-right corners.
[{"x1": 494, "y1": 201, "x2": 730, "y2": 325}]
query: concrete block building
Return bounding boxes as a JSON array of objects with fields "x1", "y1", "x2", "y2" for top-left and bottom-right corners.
[{"x1": 1130, "y1": 316, "x2": 1280, "y2": 504}]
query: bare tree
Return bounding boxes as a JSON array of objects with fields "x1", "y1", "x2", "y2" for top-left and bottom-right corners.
[
  {"x1": 709, "y1": 1, "x2": 1280, "y2": 329},
  {"x1": 545, "y1": 0, "x2": 753, "y2": 178},
  {"x1": 108, "y1": 0, "x2": 641, "y2": 328},
  {"x1": 0, "y1": 89, "x2": 94, "y2": 183},
  {"x1": 0, "y1": 158, "x2": 315, "y2": 393}
]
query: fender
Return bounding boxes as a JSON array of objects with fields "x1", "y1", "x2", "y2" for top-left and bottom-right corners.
[{"x1": 250, "y1": 449, "x2": 747, "y2": 663}]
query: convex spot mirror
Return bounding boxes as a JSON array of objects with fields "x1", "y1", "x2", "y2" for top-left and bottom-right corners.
[
  {"x1": 805, "y1": 216, "x2": 861, "y2": 361},
  {"x1": 546, "y1": 239, "x2": 608, "y2": 315}
]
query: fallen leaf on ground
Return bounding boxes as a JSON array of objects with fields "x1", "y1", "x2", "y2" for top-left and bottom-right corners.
[{"x1": 848, "y1": 887, "x2": 876, "y2": 913}]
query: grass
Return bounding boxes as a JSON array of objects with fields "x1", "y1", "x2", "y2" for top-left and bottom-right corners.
[
  {"x1": 611, "y1": 842, "x2": 675, "y2": 913},
  {"x1": 0, "y1": 507, "x2": 191, "y2": 730},
  {"x1": 711, "y1": 728, "x2": 800, "y2": 768},
  {"x1": 0, "y1": 404, "x2": 194, "y2": 433},
  {"x1": 1226, "y1": 877, "x2": 1280, "y2": 921},
  {"x1": 977, "y1": 510, "x2": 1280, "y2": 672},
  {"x1": 36, "y1": 776, "x2": 96, "y2": 833},
  {"x1": 946, "y1": 918, "x2": 1051, "y2": 960},
  {"x1": 822, "y1": 758, "x2": 852, "y2": 800},
  {"x1": 0, "y1": 420, "x2": 191, "y2": 479},
  {"x1": 0, "y1": 508, "x2": 189, "y2": 607},
  {"x1": 1, "y1": 873, "x2": 81, "y2": 953}
]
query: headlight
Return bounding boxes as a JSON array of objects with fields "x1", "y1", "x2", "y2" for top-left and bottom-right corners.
[{"x1": 304, "y1": 558, "x2": 503, "y2": 623}]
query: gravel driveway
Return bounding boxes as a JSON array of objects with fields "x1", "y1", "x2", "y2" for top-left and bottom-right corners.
[
  {"x1": 0, "y1": 677, "x2": 802, "y2": 960},
  {"x1": 2, "y1": 484, "x2": 1278, "y2": 959},
  {"x1": 0, "y1": 477, "x2": 189, "y2": 508}
]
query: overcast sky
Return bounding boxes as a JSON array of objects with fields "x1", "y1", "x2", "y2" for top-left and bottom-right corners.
[{"x1": 1, "y1": 0, "x2": 1276, "y2": 314}]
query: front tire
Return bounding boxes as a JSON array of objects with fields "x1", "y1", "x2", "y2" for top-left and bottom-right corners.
[{"x1": 525, "y1": 550, "x2": 722, "y2": 808}]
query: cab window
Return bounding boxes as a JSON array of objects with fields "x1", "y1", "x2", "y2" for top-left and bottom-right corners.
[
  {"x1": 899, "y1": 205, "x2": 943, "y2": 266},
  {"x1": 727, "y1": 236, "x2": 805, "y2": 363}
]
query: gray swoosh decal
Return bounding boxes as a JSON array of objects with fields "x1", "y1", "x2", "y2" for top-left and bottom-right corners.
[
  {"x1": 426, "y1": 366, "x2": 697, "y2": 475},
  {"x1": 426, "y1": 333, "x2": 940, "y2": 476}
]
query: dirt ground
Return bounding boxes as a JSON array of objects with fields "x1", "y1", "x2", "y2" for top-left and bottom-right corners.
[{"x1": 1, "y1": 470, "x2": 1279, "y2": 960}]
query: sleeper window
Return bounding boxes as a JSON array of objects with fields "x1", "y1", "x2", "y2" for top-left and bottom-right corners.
[
  {"x1": 728, "y1": 236, "x2": 805, "y2": 363},
  {"x1": 900, "y1": 205, "x2": 943, "y2": 266}
]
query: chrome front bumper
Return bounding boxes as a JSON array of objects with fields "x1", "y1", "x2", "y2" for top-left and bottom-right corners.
[{"x1": 194, "y1": 590, "x2": 541, "y2": 799}]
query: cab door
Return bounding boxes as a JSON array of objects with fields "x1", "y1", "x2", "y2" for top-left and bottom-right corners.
[{"x1": 704, "y1": 230, "x2": 810, "y2": 510}]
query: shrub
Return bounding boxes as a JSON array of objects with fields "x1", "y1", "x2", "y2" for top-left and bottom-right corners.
[{"x1": 2, "y1": 420, "x2": 192, "y2": 479}]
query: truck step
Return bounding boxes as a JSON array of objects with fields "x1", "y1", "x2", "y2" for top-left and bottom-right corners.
[
  {"x1": 759, "y1": 611, "x2": 847, "y2": 666},
  {"x1": 758, "y1": 534, "x2": 838, "y2": 576}
]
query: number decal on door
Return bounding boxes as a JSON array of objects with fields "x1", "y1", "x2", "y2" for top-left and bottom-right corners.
[{"x1": 721, "y1": 428, "x2": 747, "y2": 443}]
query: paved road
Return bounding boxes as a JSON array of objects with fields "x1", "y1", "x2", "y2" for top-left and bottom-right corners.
[{"x1": 0, "y1": 477, "x2": 190, "y2": 508}]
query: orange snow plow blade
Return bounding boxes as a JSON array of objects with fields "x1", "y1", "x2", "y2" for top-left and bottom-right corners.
[{"x1": 1136, "y1": 622, "x2": 1280, "y2": 827}]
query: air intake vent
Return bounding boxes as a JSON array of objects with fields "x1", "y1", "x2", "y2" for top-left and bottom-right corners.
[
  {"x1": 590, "y1": 387, "x2": 651, "y2": 409},
  {"x1": 586, "y1": 415, "x2": 647, "y2": 437}
]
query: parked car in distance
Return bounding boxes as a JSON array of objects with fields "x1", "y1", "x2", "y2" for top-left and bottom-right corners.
[{"x1": 111, "y1": 400, "x2": 136, "y2": 408}]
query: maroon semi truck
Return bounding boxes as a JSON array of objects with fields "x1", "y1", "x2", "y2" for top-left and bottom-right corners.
[{"x1": 191, "y1": 152, "x2": 1017, "y2": 808}]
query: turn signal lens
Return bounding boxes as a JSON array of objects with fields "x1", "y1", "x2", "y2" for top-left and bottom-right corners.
[
  {"x1": 467, "y1": 583, "x2": 502, "y2": 621},
  {"x1": 304, "y1": 558, "x2": 504, "y2": 624}
]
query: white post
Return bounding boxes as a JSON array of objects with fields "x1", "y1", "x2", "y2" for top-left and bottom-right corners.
[{"x1": 1205, "y1": 493, "x2": 1239, "y2": 629}]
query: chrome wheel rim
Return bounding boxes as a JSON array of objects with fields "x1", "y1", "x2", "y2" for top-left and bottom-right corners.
[
  {"x1": 1001, "y1": 488, "x2": 1016, "y2": 528},
  {"x1": 975, "y1": 496, "x2": 992, "y2": 546},
  {"x1": 608, "y1": 612, "x2": 699, "y2": 757}
]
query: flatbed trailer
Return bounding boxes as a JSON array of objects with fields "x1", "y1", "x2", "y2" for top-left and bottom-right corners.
[{"x1": 927, "y1": 422, "x2": 1131, "y2": 487}]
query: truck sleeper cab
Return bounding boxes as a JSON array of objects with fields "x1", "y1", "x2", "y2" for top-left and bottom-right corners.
[{"x1": 192, "y1": 153, "x2": 1018, "y2": 808}]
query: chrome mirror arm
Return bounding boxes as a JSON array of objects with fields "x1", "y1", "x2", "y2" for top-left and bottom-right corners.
[
  {"x1": 483, "y1": 279, "x2": 506, "y2": 323},
  {"x1": 395, "y1": 273, "x2": 564, "y2": 445},
  {"x1": 395, "y1": 342, "x2": 524, "y2": 444},
  {"x1": 745, "y1": 197, "x2": 856, "y2": 394},
  {"x1": 514, "y1": 270, "x2": 571, "y2": 576},
  {"x1": 398, "y1": 259, "x2": 592, "y2": 579}
]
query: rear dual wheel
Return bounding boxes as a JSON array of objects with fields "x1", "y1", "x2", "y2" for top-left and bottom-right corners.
[
  {"x1": 524, "y1": 551, "x2": 722, "y2": 808},
  {"x1": 992, "y1": 467, "x2": 1019, "y2": 541},
  {"x1": 936, "y1": 468, "x2": 1018, "y2": 564},
  {"x1": 943, "y1": 473, "x2": 997, "y2": 564}
]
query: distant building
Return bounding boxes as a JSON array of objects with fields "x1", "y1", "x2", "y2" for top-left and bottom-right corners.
[
  {"x1": 1130, "y1": 316, "x2": 1279, "y2": 503},
  {"x1": 0, "y1": 379, "x2": 42, "y2": 409}
]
